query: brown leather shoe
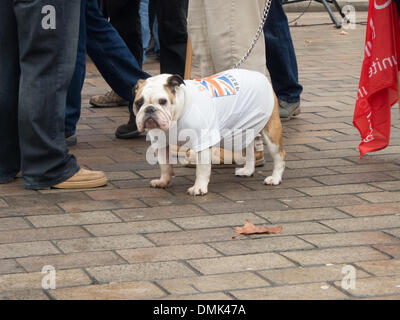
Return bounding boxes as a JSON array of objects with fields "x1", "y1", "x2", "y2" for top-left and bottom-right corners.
[{"x1": 53, "y1": 168, "x2": 107, "y2": 189}]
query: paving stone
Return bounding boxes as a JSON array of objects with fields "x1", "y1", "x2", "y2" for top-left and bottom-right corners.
[
  {"x1": 0, "y1": 241, "x2": 59, "y2": 259},
  {"x1": 251, "y1": 221, "x2": 335, "y2": 237},
  {"x1": 321, "y1": 216, "x2": 400, "y2": 232},
  {"x1": 385, "y1": 228, "x2": 400, "y2": 238},
  {"x1": 84, "y1": 220, "x2": 180, "y2": 236},
  {"x1": 221, "y1": 188, "x2": 304, "y2": 201},
  {"x1": 146, "y1": 228, "x2": 235, "y2": 246},
  {"x1": 338, "y1": 203, "x2": 400, "y2": 217},
  {"x1": 85, "y1": 188, "x2": 171, "y2": 200},
  {"x1": 285, "y1": 158, "x2": 353, "y2": 169},
  {"x1": 0, "y1": 226, "x2": 90, "y2": 244},
  {"x1": 240, "y1": 177, "x2": 323, "y2": 191},
  {"x1": 355, "y1": 260, "x2": 400, "y2": 276},
  {"x1": 114, "y1": 204, "x2": 208, "y2": 221},
  {"x1": 358, "y1": 192, "x2": 400, "y2": 203},
  {"x1": 17, "y1": 251, "x2": 126, "y2": 272},
  {"x1": 0, "y1": 259, "x2": 24, "y2": 275},
  {"x1": 158, "y1": 272, "x2": 269, "y2": 295},
  {"x1": 105, "y1": 171, "x2": 140, "y2": 181},
  {"x1": 300, "y1": 232, "x2": 400, "y2": 248},
  {"x1": 0, "y1": 205, "x2": 63, "y2": 218},
  {"x1": 51, "y1": 282, "x2": 165, "y2": 300},
  {"x1": 58, "y1": 199, "x2": 146, "y2": 213},
  {"x1": 370, "y1": 181, "x2": 400, "y2": 191},
  {"x1": 373, "y1": 244, "x2": 400, "y2": 258},
  {"x1": 257, "y1": 208, "x2": 349, "y2": 223},
  {"x1": 334, "y1": 276, "x2": 400, "y2": 298},
  {"x1": 188, "y1": 253, "x2": 294, "y2": 274},
  {"x1": 209, "y1": 236, "x2": 314, "y2": 255},
  {"x1": 163, "y1": 292, "x2": 232, "y2": 300},
  {"x1": 199, "y1": 199, "x2": 289, "y2": 214},
  {"x1": 0, "y1": 289, "x2": 49, "y2": 300},
  {"x1": 282, "y1": 247, "x2": 389, "y2": 266},
  {"x1": 259, "y1": 264, "x2": 370, "y2": 285},
  {"x1": 313, "y1": 173, "x2": 395, "y2": 186},
  {"x1": 281, "y1": 195, "x2": 365, "y2": 209},
  {"x1": 0, "y1": 269, "x2": 91, "y2": 291},
  {"x1": 230, "y1": 282, "x2": 348, "y2": 300},
  {"x1": 117, "y1": 244, "x2": 221, "y2": 263},
  {"x1": 172, "y1": 212, "x2": 266, "y2": 230},
  {"x1": 86, "y1": 261, "x2": 197, "y2": 282},
  {"x1": 27, "y1": 211, "x2": 121, "y2": 227},
  {"x1": 0, "y1": 217, "x2": 30, "y2": 231},
  {"x1": 300, "y1": 184, "x2": 380, "y2": 196},
  {"x1": 55, "y1": 234, "x2": 154, "y2": 253},
  {"x1": 142, "y1": 192, "x2": 225, "y2": 207}
]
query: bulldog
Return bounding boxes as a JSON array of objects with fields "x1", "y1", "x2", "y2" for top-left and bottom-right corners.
[{"x1": 133, "y1": 69, "x2": 286, "y2": 196}]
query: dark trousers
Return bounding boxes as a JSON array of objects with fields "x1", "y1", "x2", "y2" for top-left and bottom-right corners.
[
  {"x1": 0, "y1": 0, "x2": 80, "y2": 189},
  {"x1": 152, "y1": 0, "x2": 188, "y2": 76},
  {"x1": 264, "y1": 0, "x2": 303, "y2": 103},
  {"x1": 104, "y1": 0, "x2": 143, "y2": 67},
  {"x1": 65, "y1": 0, "x2": 150, "y2": 135}
]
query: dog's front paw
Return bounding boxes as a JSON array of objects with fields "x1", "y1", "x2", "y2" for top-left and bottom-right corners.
[
  {"x1": 264, "y1": 176, "x2": 282, "y2": 186},
  {"x1": 235, "y1": 167, "x2": 254, "y2": 177},
  {"x1": 187, "y1": 184, "x2": 208, "y2": 196},
  {"x1": 150, "y1": 179, "x2": 170, "y2": 188}
]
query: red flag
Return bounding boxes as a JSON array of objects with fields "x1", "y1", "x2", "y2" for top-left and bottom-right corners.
[{"x1": 354, "y1": 0, "x2": 400, "y2": 157}]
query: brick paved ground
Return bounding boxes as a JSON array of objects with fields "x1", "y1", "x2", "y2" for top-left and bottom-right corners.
[{"x1": 1, "y1": 12, "x2": 400, "y2": 300}]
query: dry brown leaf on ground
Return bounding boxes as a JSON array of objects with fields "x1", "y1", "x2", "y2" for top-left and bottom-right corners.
[{"x1": 233, "y1": 220, "x2": 282, "y2": 238}]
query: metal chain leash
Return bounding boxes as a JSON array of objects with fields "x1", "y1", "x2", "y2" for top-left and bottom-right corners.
[{"x1": 233, "y1": 0, "x2": 273, "y2": 69}]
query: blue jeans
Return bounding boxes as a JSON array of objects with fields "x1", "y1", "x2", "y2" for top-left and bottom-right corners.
[
  {"x1": 140, "y1": 0, "x2": 150, "y2": 64},
  {"x1": 0, "y1": 0, "x2": 80, "y2": 189},
  {"x1": 65, "y1": 0, "x2": 151, "y2": 135},
  {"x1": 264, "y1": 0, "x2": 303, "y2": 103}
]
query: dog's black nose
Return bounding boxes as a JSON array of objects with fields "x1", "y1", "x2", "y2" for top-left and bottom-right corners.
[{"x1": 145, "y1": 106, "x2": 156, "y2": 114}]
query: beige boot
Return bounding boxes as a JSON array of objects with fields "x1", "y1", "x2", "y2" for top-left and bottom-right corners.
[
  {"x1": 90, "y1": 90, "x2": 129, "y2": 107},
  {"x1": 53, "y1": 168, "x2": 107, "y2": 189}
]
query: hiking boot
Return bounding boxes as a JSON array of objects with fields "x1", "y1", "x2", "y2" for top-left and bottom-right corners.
[
  {"x1": 115, "y1": 112, "x2": 142, "y2": 139},
  {"x1": 90, "y1": 90, "x2": 129, "y2": 108},
  {"x1": 278, "y1": 99, "x2": 301, "y2": 121},
  {"x1": 53, "y1": 168, "x2": 107, "y2": 189},
  {"x1": 65, "y1": 133, "x2": 77, "y2": 147}
]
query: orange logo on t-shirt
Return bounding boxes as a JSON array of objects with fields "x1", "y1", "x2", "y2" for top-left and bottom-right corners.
[{"x1": 194, "y1": 74, "x2": 237, "y2": 98}]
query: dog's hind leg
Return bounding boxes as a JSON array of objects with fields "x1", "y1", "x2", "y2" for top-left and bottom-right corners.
[
  {"x1": 261, "y1": 95, "x2": 286, "y2": 185},
  {"x1": 235, "y1": 140, "x2": 255, "y2": 177}
]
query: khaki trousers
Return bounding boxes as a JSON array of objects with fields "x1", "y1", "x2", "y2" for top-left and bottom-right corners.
[{"x1": 188, "y1": 0, "x2": 267, "y2": 78}]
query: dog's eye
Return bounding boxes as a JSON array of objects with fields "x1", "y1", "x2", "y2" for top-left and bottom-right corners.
[
  {"x1": 135, "y1": 98, "x2": 144, "y2": 109},
  {"x1": 159, "y1": 99, "x2": 167, "y2": 106}
]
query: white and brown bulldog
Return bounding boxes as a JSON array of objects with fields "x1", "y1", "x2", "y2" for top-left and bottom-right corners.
[{"x1": 133, "y1": 69, "x2": 285, "y2": 196}]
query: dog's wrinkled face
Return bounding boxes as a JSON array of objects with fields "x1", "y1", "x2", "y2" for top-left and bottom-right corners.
[{"x1": 133, "y1": 74, "x2": 185, "y2": 132}]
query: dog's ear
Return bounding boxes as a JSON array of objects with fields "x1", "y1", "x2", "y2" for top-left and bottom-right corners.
[
  {"x1": 166, "y1": 74, "x2": 185, "y2": 90},
  {"x1": 133, "y1": 79, "x2": 146, "y2": 98}
]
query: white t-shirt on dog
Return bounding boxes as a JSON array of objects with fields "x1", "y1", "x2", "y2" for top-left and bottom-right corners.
[{"x1": 152, "y1": 69, "x2": 275, "y2": 153}]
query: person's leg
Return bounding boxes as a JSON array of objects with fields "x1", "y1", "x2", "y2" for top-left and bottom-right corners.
[
  {"x1": 140, "y1": 0, "x2": 150, "y2": 64},
  {"x1": 84, "y1": 0, "x2": 150, "y2": 138},
  {"x1": 157, "y1": 0, "x2": 188, "y2": 76},
  {"x1": 148, "y1": 0, "x2": 160, "y2": 58},
  {"x1": 264, "y1": 0, "x2": 303, "y2": 107},
  {"x1": 85, "y1": 0, "x2": 150, "y2": 104},
  {"x1": 0, "y1": 0, "x2": 20, "y2": 183},
  {"x1": 65, "y1": 0, "x2": 87, "y2": 144},
  {"x1": 153, "y1": 17, "x2": 160, "y2": 58},
  {"x1": 107, "y1": 0, "x2": 143, "y2": 67},
  {"x1": 14, "y1": 0, "x2": 83, "y2": 189}
]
